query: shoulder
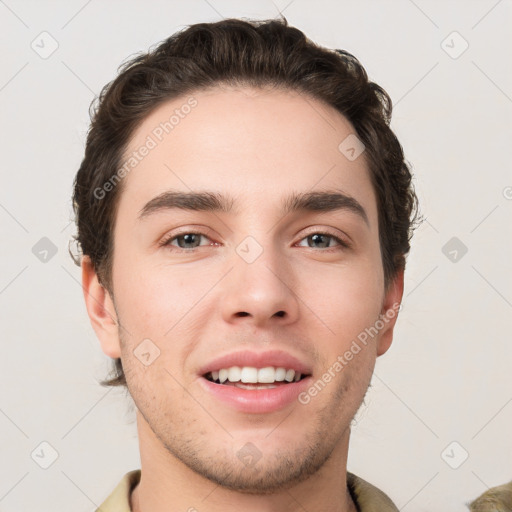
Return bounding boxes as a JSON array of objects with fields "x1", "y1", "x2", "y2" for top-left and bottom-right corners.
[
  {"x1": 96, "y1": 469, "x2": 141, "y2": 512},
  {"x1": 347, "y1": 471, "x2": 399, "y2": 512}
]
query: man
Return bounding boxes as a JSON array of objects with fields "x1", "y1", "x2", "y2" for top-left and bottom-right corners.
[{"x1": 72, "y1": 16, "x2": 419, "y2": 511}]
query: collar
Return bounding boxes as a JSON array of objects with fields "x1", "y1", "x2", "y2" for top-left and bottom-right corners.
[{"x1": 96, "y1": 469, "x2": 399, "y2": 512}]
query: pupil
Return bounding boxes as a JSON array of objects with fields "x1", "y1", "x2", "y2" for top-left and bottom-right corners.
[
  {"x1": 180, "y1": 234, "x2": 198, "y2": 248},
  {"x1": 311, "y1": 234, "x2": 328, "y2": 248}
]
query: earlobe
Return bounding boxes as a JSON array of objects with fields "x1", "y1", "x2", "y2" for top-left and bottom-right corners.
[
  {"x1": 81, "y1": 256, "x2": 121, "y2": 358},
  {"x1": 376, "y1": 269, "x2": 404, "y2": 357}
]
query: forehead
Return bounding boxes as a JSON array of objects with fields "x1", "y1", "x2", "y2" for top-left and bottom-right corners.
[{"x1": 118, "y1": 85, "x2": 377, "y2": 223}]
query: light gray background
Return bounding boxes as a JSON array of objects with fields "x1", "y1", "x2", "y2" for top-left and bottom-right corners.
[{"x1": 1, "y1": 1, "x2": 511, "y2": 511}]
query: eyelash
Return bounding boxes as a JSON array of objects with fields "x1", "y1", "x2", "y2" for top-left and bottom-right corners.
[{"x1": 159, "y1": 229, "x2": 350, "y2": 252}]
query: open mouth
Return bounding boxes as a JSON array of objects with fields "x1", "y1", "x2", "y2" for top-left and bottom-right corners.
[{"x1": 203, "y1": 366, "x2": 310, "y2": 389}]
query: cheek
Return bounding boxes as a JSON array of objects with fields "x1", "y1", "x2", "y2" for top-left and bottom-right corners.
[
  {"x1": 113, "y1": 260, "x2": 212, "y2": 379},
  {"x1": 304, "y1": 265, "x2": 383, "y2": 385},
  {"x1": 114, "y1": 255, "x2": 201, "y2": 331},
  {"x1": 313, "y1": 267, "x2": 383, "y2": 334}
]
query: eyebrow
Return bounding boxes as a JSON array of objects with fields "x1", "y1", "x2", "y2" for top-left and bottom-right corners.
[{"x1": 137, "y1": 189, "x2": 369, "y2": 226}]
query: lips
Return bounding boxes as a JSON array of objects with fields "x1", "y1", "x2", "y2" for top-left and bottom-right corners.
[
  {"x1": 198, "y1": 349, "x2": 313, "y2": 377},
  {"x1": 197, "y1": 350, "x2": 313, "y2": 413}
]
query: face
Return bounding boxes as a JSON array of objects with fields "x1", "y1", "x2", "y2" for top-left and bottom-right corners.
[{"x1": 86, "y1": 85, "x2": 403, "y2": 493}]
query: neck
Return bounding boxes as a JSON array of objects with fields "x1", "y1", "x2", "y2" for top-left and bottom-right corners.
[{"x1": 130, "y1": 411, "x2": 357, "y2": 512}]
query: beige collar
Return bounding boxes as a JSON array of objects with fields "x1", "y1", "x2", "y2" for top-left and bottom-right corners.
[{"x1": 96, "y1": 469, "x2": 399, "y2": 512}]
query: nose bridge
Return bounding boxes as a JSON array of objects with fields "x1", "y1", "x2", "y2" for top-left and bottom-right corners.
[{"x1": 220, "y1": 233, "x2": 299, "y2": 325}]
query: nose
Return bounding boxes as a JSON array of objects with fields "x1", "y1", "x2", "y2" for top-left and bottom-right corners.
[{"x1": 220, "y1": 241, "x2": 300, "y2": 328}]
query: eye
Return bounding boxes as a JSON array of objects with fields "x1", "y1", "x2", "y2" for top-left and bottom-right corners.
[
  {"x1": 160, "y1": 231, "x2": 214, "y2": 251},
  {"x1": 159, "y1": 229, "x2": 350, "y2": 252},
  {"x1": 296, "y1": 231, "x2": 349, "y2": 251}
]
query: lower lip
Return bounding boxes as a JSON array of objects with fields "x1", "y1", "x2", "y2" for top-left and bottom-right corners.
[{"x1": 199, "y1": 376, "x2": 312, "y2": 414}]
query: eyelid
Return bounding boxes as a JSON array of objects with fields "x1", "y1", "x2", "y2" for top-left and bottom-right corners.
[
  {"x1": 158, "y1": 227, "x2": 216, "y2": 248},
  {"x1": 297, "y1": 227, "x2": 351, "y2": 249}
]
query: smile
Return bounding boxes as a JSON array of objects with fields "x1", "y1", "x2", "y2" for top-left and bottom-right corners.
[{"x1": 204, "y1": 365, "x2": 307, "y2": 388}]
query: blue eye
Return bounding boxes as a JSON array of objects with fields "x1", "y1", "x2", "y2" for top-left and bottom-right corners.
[
  {"x1": 297, "y1": 232, "x2": 347, "y2": 250},
  {"x1": 160, "y1": 230, "x2": 349, "y2": 252}
]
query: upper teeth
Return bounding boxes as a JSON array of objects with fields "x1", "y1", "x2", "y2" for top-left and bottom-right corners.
[{"x1": 210, "y1": 366, "x2": 302, "y2": 384}]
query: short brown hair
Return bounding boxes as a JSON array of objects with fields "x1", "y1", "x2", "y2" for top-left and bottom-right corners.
[{"x1": 71, "y1": 16, "x2": 420, "y2": 389}]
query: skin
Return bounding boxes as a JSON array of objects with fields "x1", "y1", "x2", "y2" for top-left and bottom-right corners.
[{"x1": 82, "y1": 85, "x2": 404, "y2": 512}]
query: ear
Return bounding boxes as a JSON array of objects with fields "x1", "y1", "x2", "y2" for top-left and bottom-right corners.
[
  {"x1": 81, "y1": 256, "x2": 121, "y2": 358},
  {"x1": 376, "y1": 269, "x2": 404, "y2": 357}
]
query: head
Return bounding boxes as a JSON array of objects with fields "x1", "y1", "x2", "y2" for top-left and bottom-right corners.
[{"x1": 72, "y1": 17, "x2": 419, "y2": 492}]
